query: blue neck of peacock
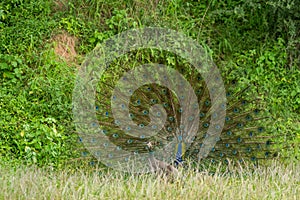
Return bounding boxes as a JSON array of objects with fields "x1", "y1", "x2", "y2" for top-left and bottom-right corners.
[{"x1": 174, "y1": 136, "x2": 185, "y2": 166}]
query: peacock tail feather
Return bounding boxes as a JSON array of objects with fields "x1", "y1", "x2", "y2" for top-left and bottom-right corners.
[{"x1": 73, "y1": 49, "x2": 276, "y2": 173}]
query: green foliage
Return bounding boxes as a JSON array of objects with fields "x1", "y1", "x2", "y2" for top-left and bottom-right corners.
[
  {"x1": 0, "y1": 49, "x2": 77, "y2": 167},
  {"x1": 0, "y1": 0, "x2": 299, "y2": 168},
  {"x1": 0, "y1": 54, "x2": 24, "y2": 83},
  {"x1": 227, "y1": 38, "x2": 300, "y2": 158},
  {"x1": 230, "y1": 38, "x2": 300, "y2": 115},
  {"x1": 0, "y1": 0, "x2": 79, "y2": 166}
]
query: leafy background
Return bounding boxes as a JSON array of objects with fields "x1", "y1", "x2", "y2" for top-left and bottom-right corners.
[{"x1": 0, "y1": 0, "x2": 299, "y2": 168}]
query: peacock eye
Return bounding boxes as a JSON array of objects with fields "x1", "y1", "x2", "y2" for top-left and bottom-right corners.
[
  {"x1": 152, "y1": 125, "x2": 157, "y2": 129},
  {"x1": 246, "y1": 147, "x2": 252, "y2": 153},
  {"x1": 205, "y1": 100, "x2": 210, "y2": 106},
  {"x1": 116, "y1": 146, "x2": 122, "y2": 151},
  {"x1": 237, "y1": 122, "x2": 243, "y2": 128},
  {"x1": 265, "y1": 152, "x2": 270, "y2": 157},
  {"x1": 215, "y1": 124, "x2": 221, "y2": 130},
  {"x1": 142, "y1": 110, "x2": 148, "y2": 115},
  {"x1": 225, "y1": 116, "x2": 231, "y2": 121},
  {"x1": 199, "y1": 112, "x2": 205, "y2": 117},
  {"x1": 233, "y1": 107, "x2": 239, "y2": 113},
  {"x1": 150, "y1": 99, "x2": 156, "y2": 103},
  {"x1": 188, "y1": 116, "x2": 194, "y2": 121},
  {"x1": 237, "y1": 137, "x2": 242, "y2": 143},
  {"x1": 203, "y1": 123, "x2": 209, "y2": 128},
  {"x1": 196, "y1": 89, "x2": 202, "y2": 95},
  {"x1": 254, "y1": 109, "x2": 260, "y2": 114},
  {"x1": 258, "y1": 127, "x2": 264, "y2": 132},
  {"x1": 168, "y1": 116, "x2": 174, "y2": 121}
]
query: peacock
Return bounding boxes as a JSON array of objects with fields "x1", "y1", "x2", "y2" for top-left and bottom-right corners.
[{"x1": 72, "y1": 28, "x2": 276, "y2": 174}]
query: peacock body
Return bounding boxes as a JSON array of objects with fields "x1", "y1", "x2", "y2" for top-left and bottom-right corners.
[{"x1": 73, "y1": 28, "x2": 275, "y2": 174}]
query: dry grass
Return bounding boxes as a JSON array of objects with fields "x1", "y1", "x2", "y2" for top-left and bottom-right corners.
[
  {"x1": 0, "y1": 161, "x2": 299, "y2": 200},
  {"x1": 52, "y1": 0, "x2": 69, "y2": 12},
  {"x1": 52, "y1": 31, "x2": 78, "y2": 63}
]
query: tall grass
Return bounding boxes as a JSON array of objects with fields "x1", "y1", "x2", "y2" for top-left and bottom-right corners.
[{"x1": 0, "y1": 161, "x2": 299, "y2": 199}]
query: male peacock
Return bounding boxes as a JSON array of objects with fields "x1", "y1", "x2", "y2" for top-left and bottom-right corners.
[
  {"x1": 73, "y1": 59, "x2": 275, "y2": 174},
  {"x1": 72, "y1": 28, "x2": 276, "y2": 174}
]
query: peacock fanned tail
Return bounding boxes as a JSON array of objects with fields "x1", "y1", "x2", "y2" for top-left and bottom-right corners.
[{"x1": 75, "y1": 54, "x2": 276, "y2": 173}]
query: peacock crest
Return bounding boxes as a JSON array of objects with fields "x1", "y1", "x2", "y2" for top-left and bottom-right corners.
[{"x1": 72, "y1": 28, "x2": 275, "y2": 173}]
